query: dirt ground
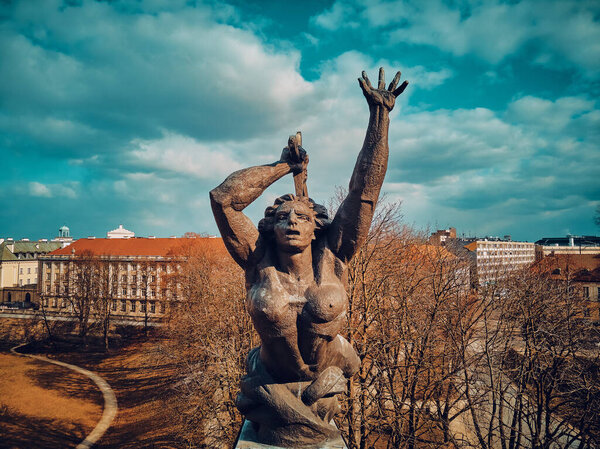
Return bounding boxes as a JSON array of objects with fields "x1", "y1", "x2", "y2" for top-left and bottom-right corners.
[{"x1": 0, "y1": 334, "x2": 182, "y2": 449}]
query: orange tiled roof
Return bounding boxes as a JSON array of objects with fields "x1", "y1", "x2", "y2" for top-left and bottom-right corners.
[
  {"x1": 48, "y1": 237, "x2": 225, "y2": 257},
  {"x1": 532, "y1": 253, "x2": 600, "y2": 281}
]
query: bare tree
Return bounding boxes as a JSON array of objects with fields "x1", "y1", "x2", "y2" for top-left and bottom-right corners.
[
  {"x1": 158, "y1": 237, "x2": 256, "y2": 448},
  {"x1": 63, "y1": 250, "x2": 97, "y2": 343},
  {"x1": 457, "y1": 263, "x2": 600, "y2": 449},
  {"x1": 92, "y1": 259, "x2": 116, "y2": 350},
  {"x1": 336, "y1": 196, "x2": 471, "y2": 449}
]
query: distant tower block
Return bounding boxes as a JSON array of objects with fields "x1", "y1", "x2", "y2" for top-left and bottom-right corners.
[{"x1": 107, "y1": 224, "x2": 135, "y2": 239}]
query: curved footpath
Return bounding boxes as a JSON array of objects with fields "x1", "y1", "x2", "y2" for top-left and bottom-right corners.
[{"x1": 11, "y1": 343, "x2": 118, "y2": 449}]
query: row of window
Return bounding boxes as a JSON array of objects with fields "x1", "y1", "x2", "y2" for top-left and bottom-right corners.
[
  {"x1": 583, "y1": 286, "x2": 600, "y2": 299},
  {"x1": 19, "y1": 267, "x2": 37, "y2": 275},
  {"x1": 111, "y1": 300, "x2": 165, "y2": 313},
  {"x1": 42, "y1": 282, "x2": 177, "y2": 299},
  {"x1": 44, "y1": 298, "x2": 165, "y2": 313},
  {"x1": 45, "y1": 273, "x2": 162, "y2": 283}
]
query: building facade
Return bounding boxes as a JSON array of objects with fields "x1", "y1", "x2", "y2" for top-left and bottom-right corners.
[
  {"x1": 534, "y1": 253, "x2": 600, "y2": 323},
  {"x1": 38, "y1": 236, "x2": 224, "y2": 321},
  {"x1": 461, "y1": 239, "x2": 536, "y2": 286},
  {"x1": 106, "y1": 224, "x2": 135, "y2": 239},
  {"x1": 535, "y1": 235, "x2": 600, "y2": 259},
  {"x1": 0, "y1": 240, "x2": 62, "y2": 305}
]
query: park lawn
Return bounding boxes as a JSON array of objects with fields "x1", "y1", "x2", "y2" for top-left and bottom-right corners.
[
  {"x1": 0, "y1": 352, "x2": 102, "y2": 449},
  {"x1": 1, "y1": 334, "x2": 185, "y2": 448}
]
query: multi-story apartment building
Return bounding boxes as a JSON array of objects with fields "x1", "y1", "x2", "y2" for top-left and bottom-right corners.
[
  {"x1": 430, "y1": 229, "x2": 536, "y2": 287},
  {"x1": 460, "y1": 238, "x2": 536, "y2": 286},
  {"x1": 38, "y1": 236, "x2": 224, "y2": 321}
]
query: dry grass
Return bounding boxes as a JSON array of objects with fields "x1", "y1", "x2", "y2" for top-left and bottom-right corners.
[
  {"x1": 0, "y1": 353, "x2": 102, "y2": 448},
  {"x1": 0, "y1": 333, "x2": 182, "y2": 449}
]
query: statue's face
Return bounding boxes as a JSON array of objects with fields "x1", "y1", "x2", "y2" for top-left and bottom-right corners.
[{"x1": 273, "y1": 201, "x2": 316, "y2": 252}]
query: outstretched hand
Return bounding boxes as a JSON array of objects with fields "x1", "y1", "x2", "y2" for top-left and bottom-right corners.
[{"x1": 358, "y1": 67, "x2": 408, "y2": 111}]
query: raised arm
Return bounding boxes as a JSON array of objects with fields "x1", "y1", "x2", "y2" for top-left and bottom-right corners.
[
  {"x1": 210, "y1": 146, "x2": 307, "y2": 269},
  {"x1": 328, "y1": 68, "x2": 408, "y2": 263}
]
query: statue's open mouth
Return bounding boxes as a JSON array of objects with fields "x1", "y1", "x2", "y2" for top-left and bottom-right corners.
[{"x1": 286, "y1": 230, "x2": 301, "y2": 236}]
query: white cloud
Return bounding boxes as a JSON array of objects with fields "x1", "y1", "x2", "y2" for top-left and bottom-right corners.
[
  {"x1": 29, "y1": 182, "x2": 52, "y2": 197},
  {"x1": 127, "y1": 132, "x2": 243, "y2": 179},
  {"x1": 312, "y1": 0, "x2": 600, "y2": 75},
  {"x1": 0, "y1": 0, "x2": 314, "y2": 154},
  {"x1": 28, "y1": 181, "x2": 78, "y2": 198}
]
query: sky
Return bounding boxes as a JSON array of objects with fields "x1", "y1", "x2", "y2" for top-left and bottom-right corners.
[{"x1": 1, "y1": 0, "x2": 599, "y2": 242}]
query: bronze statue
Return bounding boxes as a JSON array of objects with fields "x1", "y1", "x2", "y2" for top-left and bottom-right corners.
[{"x1": 210, "y1": 68, "x2": 408, "y2": 447}]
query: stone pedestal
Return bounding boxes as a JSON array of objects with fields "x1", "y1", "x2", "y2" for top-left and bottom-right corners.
[{"x1": 234, "y1": 420, "x2": 348, "y2": 449}]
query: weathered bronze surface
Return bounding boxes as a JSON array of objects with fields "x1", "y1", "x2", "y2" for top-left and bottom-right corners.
[{"x1": 210, "y1": 68, "x2": 408, "y2": 448}]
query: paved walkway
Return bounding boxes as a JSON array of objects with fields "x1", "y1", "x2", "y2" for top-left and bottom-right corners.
[{"x1": 11, "y1": 343, "x2": 118, "y2": 449}]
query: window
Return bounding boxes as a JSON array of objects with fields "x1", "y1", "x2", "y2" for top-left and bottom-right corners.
[
  {"x1": 43, "y1": 298, "x2": 48, "y2": 307},
  {"x1": 160, "y1": 302, "x2": 165, "y2": 313},
  {"x1": 19, "y1": 280, "x2": 23, "y2": 286},
  {"x1": 61, "y1": 299, "x2": 67, "y2": 308},
  {"x1": 131, "y1": 301, "x2": 136, "y2": 312},
  {"x1": 35, "y1": 267, "x2": 37, "y2": 273},
  {"x1": 141, "y1": 302, "x2": 146, "y2": 313},
  {"x1": 583, "y1": 287, "x2": 590, "y2": 298},
  {"x1": 27, "y1": 278, "x2": 30, "y2": 284},
  {"x1": 120, "y1": 300, "x2": 126, "y2": 312},
  {"x1": 47, "y1": 273, "x2": 51, "y2": 281},
  {"x1": 132, "y1": 275, "x2": 137, "y2": 282},
  {"x1": 27, "y1": 267, "x2": 31, "y2": 274},
  {"x1": 7, "y1": 292, "x2": 12, "y2": 302},
  {"x1": 122, "y1": 275, "x2": 127, "y2": 283},
  {"x1": 112, "y1": 301, "x2": 117, "y2": 312},
  {"x1": 20, "y1": 268, "x2": 23, "y2": 274},
  {"x1": 132, "y1": 287, "x2": 137, "y2": 297},
  {"x1": 122, "y1": 288, "x2": 127, "y2": 296},
  {"x1": 150, "y1": 275, "x2": 155, "y2": 282},
  {"x1": 597, "y1": 287, "x2": 600, "y2": 300},
  {"x1": 150, "y1": 302, "x2": 156, "y2": 313},
  {"x1": 52, "y1": 298, "x2": 57, "y2": 307},
  {"x1": 151, "y1": 290, "x2": 156, "y2": 297}
]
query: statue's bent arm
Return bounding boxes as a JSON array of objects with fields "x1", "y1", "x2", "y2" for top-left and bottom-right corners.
[
  {"x1": 328, "y1": 69, "x2": 408, "y2": 263},
  {"x1": 209, "y1": 161, "x2": 292, "y2": 269}
]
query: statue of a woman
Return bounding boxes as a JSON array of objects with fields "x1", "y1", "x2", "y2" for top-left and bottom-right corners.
[{"x1": 210, "y1": 68, "x2": 408, "y2": 447}]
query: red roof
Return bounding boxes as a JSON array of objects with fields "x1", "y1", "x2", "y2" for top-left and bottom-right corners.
[
  {"x1": 533, "y1": 253, "x2": 600, "y2": 281},
  {"x1": 48, "y1": 237, "x2": 225, "y2": 257}
]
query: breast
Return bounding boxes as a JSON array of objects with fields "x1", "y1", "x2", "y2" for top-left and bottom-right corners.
[
  {"x1": 247, "y1": 275, "x2": 301, "y2": 337},
  {"x1": 304, "y1": 282, "x2": 346, "y2": 323}
]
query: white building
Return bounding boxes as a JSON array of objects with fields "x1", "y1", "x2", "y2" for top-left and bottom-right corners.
[
  {"x1": 462, "y1": 239, "x2": 535, "y2": 285},
  {"x1": 107, "y1": 224, "x2": 135, "y2": 239}
]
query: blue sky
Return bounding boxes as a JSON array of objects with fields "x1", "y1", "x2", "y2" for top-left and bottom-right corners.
[{"x1": 1, "y1": 0, "x2": 598, "y2": 242}]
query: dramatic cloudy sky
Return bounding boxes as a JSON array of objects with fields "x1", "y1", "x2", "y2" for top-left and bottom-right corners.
[{"x1": 1, "y1": 0, "x2": 598, "y2": 242}]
